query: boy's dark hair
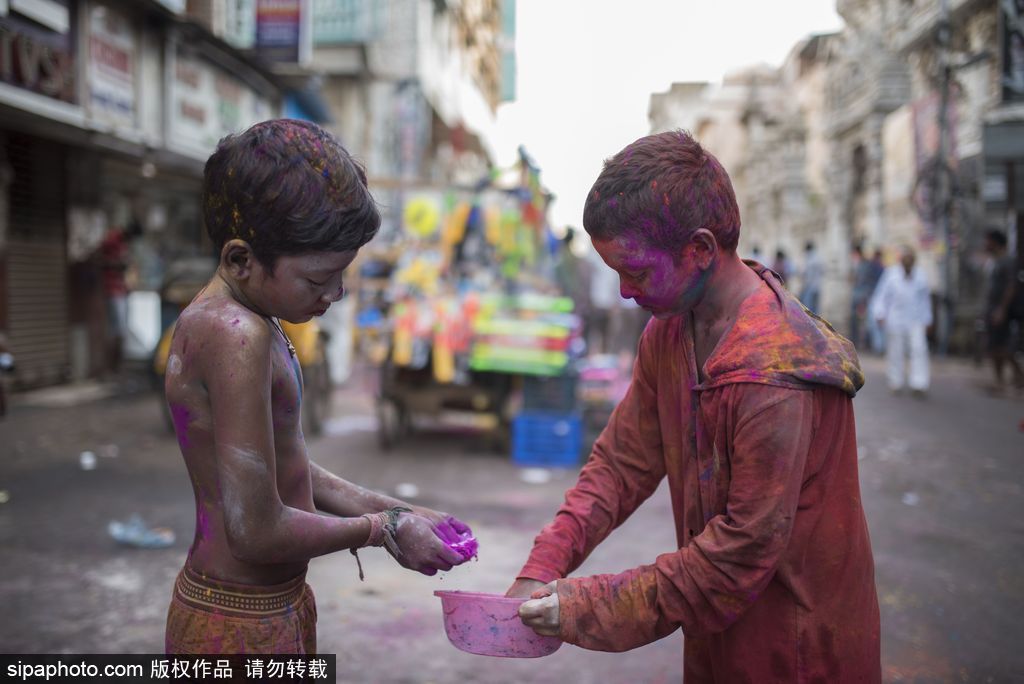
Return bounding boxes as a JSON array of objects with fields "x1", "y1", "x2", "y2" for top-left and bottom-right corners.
[
  {"x1": 582, "y1": 130, "x2": 740, "y2": 254},
  {"x1": 203, "y1": 119, "x2": 380, "y2": 270},
  {"x1": 985, "y1": 229, "x2": 1007, "y2": 248}
]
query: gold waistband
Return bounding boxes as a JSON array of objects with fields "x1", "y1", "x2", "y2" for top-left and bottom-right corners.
[{"x1": 174, "y1": 566, "x2": 307, "y2": 617}]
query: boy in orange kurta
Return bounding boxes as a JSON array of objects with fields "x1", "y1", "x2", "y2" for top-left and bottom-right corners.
[{"x1": 510, "y1": 131, "x2": 880, "y2": 683}]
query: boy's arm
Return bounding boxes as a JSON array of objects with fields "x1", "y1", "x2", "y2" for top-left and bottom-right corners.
[
  {"x1": 205, "y1": 318, "x2": 371, "y2": 563},
  {"x1": 553, "y1": 386, "x2": 815, "y2": 652},
  {"x1": 309, "y1": 462, "x2": 472, "y2": 535},
  {"x1": 512, "y1": 326, "x2": 666, "y2": 588},
  {"x1": 205, "y1": 318, "x2": 460, "y2": 570},
  {"x1": 309, "y1": 462, "x2": 408, "y2": 517}
]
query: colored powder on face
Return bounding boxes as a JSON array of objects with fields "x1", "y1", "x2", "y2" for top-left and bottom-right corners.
[{"x1": 170, "y1": 404, "x2": 191, "y2": 449}]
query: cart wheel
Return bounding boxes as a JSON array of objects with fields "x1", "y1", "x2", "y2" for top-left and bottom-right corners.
[{"x1": 377, "y1": 397, "x2": 407, "y2": 450}]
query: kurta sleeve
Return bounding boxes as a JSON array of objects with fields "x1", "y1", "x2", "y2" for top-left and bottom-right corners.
[
  {"x1": 556, "y1": 386, "x2": 815, "y2": 651},
  {"x1": 517, "y1": 327, "x2": 667, "y2": 584}
]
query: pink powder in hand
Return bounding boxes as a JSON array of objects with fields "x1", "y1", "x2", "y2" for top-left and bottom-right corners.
[{"x1": 445, "y1": 530, "x2": 479, "y2": 561}]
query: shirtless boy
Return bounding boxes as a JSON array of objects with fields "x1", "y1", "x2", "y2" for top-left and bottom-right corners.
[{"x1": 164, "y1": 119, "x2": 472, "y2": 655}]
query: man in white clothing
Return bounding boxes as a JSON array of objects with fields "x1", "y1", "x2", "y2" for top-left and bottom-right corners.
[
  {"x1": 799, "y1": 240, "x2": 824, "y2": 314},
  {"x1": 871, "y1": 246, "x2": 932, "y2": 396}
]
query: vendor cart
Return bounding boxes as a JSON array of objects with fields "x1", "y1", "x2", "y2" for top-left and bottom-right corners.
[
  {"x1": 374, "y1": 289, "x2": 579, "y2": 454},
  {"x1": 376, "y1": 354, "x2": 515, "y2": 451}
]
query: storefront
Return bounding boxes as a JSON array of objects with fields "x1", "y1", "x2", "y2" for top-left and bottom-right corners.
[
  {"x1": 2, "y1": 1, "x2": 282, "y2": 388},
  {"x1": 0, "y1": 0, "x2": 78, "y2": 387}
]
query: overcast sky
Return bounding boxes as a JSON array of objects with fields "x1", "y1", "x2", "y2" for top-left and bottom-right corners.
[{"x1": 492, "y1": 0, "x2": 844, "y2": 233}]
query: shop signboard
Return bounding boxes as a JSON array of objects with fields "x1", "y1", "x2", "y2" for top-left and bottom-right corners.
[
  {"x1": 86, "y1": 2, "x2": 136, "y2": 129},
  {"x1": 0, "y1": 0, "x2": 75, "y2": 103},
  {"x1": 167, "y1": 44, "x2": 274, "y2": 160},
  {"x1": 255, "y1": 0, "x2": 301, "y2": 63}
]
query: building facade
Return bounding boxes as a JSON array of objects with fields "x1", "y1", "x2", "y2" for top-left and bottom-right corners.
[
  {"x1": 648, "y1": 0, "x2": 1016, "y2": 353},
  {"x1": 0, "y1": 0, "x2": 281, "y2": 387}
]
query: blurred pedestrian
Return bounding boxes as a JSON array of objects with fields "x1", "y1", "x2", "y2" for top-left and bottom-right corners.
[
  {"x1": 871, "y1": 245, "x2": 931, "y2": 396},
  {"x1": 982, "y1": 229, "x2": 1024, "y2": 393},
  {"x1": 748, "y1": 244, "x2": 763, "y2": 263},
  {"x1": 771, "y1": 248, "x2": 792, "y2": 284},
  {"x1": 508, "y1": 131, "x2": 879, "y2": 682},
  {"x1": 799, "y1": 240, "x2": 823, "y2": 314},
  {"x1": 867, "y1": 248, "x2": 886, "y2": 353},
  {"x1": 97, "y1": 224, "x2": 131, "y2": 375},
  {"x1": 850, "y1": 245, "x2": 885, "y2": 352}
]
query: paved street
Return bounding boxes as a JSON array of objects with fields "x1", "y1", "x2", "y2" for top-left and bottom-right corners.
[{"x1": 0, "y1": 356, "x2": 1022, "y2": 683}]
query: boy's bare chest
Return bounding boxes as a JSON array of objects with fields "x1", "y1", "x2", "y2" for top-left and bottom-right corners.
[
  {"x1": 270, "y1": 351, "x2": 304, "y2": 434},
  {"x1": 269, "y1": 352, "x2": 314, "y2": 503}
]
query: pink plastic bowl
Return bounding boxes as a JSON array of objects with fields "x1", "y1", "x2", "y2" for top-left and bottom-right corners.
[{"x1": 434, "y1": 590, "x2": 562, "y2": 658}]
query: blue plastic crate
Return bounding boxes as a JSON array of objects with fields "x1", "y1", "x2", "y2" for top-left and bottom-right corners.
[{"x1": 512, "y1": 411, "x2": 582, "y2": 467}]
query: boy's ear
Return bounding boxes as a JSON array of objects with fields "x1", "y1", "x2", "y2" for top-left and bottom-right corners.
[
  {"x1": 221, "y1": 240, "x2": 256, "y2": 279},
  {"x1": 688, "y1": 229, "x2": 718, "y2": 270}
]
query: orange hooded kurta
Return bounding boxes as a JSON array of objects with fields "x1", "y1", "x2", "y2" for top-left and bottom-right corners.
[{"x1": 519, "y1": 263, "x2": 880, "y2": 683}]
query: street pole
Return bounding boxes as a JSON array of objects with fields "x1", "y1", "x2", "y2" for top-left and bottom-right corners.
[{"x1": 936, "y1": 0, "x2": 953, "y2": 356}]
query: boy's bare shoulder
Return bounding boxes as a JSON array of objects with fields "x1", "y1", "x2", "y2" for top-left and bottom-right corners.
[{"x1": 174, "y1": 295, "x2": 273, "y2": 366}]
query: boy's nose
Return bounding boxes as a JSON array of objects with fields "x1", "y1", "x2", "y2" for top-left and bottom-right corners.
[
  {"x1": 322, "y1": 286, "x2": 345, "y2": 304},
  {"x1": 620, "y1": 280, "x2": 640, "y2": 300}
]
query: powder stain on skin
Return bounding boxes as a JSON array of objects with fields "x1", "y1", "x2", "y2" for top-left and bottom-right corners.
[
  {"x1": 196, "y1": 503, "x2": 211, "y2": 541},
  {"x1": 170, "y1": 404, "x2": 192, "y2": 449}
]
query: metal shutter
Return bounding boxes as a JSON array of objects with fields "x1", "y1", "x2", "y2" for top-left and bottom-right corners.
[{"x1": 5, "y1": 134, "x2": 69, "y2": 388}]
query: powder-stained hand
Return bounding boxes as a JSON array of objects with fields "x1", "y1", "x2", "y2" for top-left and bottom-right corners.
[
  {"x1": 518, "y1": 581, "x2": 560, "y2": 637},
  {"x1": 389, "y1": 512, "x2": 463, "y2": 576}
]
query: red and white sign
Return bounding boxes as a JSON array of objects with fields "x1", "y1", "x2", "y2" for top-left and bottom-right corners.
[
  {"x1": 167, "y1": 43, "x2": 274, "y2": 160},
  {"x1": 87, "y1": 2, "x2": 136, "y2": 128}
]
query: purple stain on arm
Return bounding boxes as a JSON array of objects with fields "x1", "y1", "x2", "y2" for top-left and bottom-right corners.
[{"x1": 169, "y1": 403, "x2": 191, "y2": 449}]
